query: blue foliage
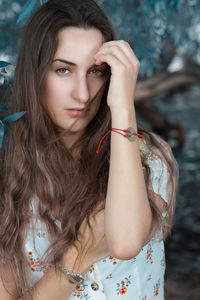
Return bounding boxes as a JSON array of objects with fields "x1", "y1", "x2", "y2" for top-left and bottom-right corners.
[
  {"x1": 0, "y1": 61, "x2": 11, "y2": 68},
  {"x1": 3, "y1": 111, "x2": 27, "y2": 123},
  {"x1": 0, "y1": 61, "x2": 12, "y2": 92},
  {"x1": 0, "y1": 104, "x2": 8, "y2": 112},
  {"x1": 16, "y1": 0, "x2": 37, "y2": 24},
  {"x1": 95, "y1": 0, "x2": 200, "y2": 76},
  {"x1": 0, "y1": 108, "x2": 27, "y2": 149}
]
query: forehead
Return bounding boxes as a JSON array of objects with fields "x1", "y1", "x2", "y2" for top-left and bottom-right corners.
[{"x1": 54, "y1": 27, "x2": 104, "y2": 65}]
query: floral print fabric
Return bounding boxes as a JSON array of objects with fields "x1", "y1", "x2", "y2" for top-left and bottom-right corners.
[{"x1": 24, "y1": 147, "x2": 172, "y2": 299}]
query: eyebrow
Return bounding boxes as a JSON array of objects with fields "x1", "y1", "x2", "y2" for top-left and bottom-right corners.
[
  {"x1": 52, "y1": 58, "x2": 76, "y2": 66},
  {"x1": 52, "y1": 58, "x2": 106, "y2": 68}
]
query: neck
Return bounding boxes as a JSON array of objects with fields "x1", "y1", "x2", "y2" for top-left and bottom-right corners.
[{"x1": 57, "y1": 128, "x2": 81, "y2": 147}]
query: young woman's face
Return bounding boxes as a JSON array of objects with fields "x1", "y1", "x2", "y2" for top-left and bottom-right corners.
[{"x1": 44, "y1": 27, "x2": 108, "y2": 138}]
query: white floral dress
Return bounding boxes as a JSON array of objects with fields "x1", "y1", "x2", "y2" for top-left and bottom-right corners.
[{"x1": 25, "y1": 146, "x2": 176, "y2": 300}]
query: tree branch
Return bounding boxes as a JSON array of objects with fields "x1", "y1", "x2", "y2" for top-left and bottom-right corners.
[{"x1": 135, "y1": 67, "x2": 200, "y2": 101}]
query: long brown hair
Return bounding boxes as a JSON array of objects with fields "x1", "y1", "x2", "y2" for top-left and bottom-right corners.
[{"x1": 0, "y1": 0, "x2": 179, "y2": 297}]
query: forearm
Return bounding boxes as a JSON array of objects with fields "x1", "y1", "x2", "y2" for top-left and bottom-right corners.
[
  {"x1": 18, "y1": 268, "x2": 76, "y2": 300},
  {"x1": 18, "y1": 248, "x2": 90, "y2": 300},
  {"x1": 105, "y1": 107, "x2": 152, "y2": 258}
]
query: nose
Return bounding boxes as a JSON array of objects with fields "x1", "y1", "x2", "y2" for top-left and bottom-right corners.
[{"x1": 72, "y1": 75, "x2": 90, "y2": 104}]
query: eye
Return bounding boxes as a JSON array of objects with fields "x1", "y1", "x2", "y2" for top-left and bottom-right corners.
[
  {"x1": 90, "y1": 69, "x2": 105, "y2": 77},
  {"x1": 56, "y1": 68, "x2": 70, "y2": 75}
]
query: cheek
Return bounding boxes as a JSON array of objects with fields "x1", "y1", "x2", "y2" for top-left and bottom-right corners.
[
  {"x1": 88, "y1": 77, "x2": 105, "y2": 95},
  {"x1": 44, "y1": 78, "x2": 67, "y2": 110},
  {"x1": 45, "y1": 71, "x2": 70, "y2": 97},
  {"x1": 89, "y1": 91, "x2": 103, "y2": 118},
  {"x1": 46, "y1": 78, "x2": 62, "y2": 98}
]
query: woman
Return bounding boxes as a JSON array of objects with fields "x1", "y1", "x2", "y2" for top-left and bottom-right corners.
[{"x1": 0, "y1": 0, "x2": 179, "y2": 299}]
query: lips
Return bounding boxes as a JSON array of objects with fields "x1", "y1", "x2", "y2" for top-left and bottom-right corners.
[
  {"x1": 66, "y1": 108, "x2": 89, "y2": 118},
  {"x1": 68, "y1": 108, "x2": 86, "y2": 110}
]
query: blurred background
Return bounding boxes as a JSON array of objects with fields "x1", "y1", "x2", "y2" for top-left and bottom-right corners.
[{"x1": 0, "y1": 0, "x2": 200, "y2": 299}]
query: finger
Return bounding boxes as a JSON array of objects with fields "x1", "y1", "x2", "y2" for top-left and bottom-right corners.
[
  {"x1": 100, "y1": 40, "x2": 138, "y2": 67},
  {"x1": 101, "y1": 40, "x2": 132, "y2": 52},
  {"x1": 95, "y1": 53, "x2": 124, "y2": 71},
  {"x1": 95, "y1": 45, "x2": 131, "y2": 67}
]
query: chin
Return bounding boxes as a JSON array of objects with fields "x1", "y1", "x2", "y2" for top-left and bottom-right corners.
[{"x1": 63, "y1": 122, "x2": 88, "y2": 133}]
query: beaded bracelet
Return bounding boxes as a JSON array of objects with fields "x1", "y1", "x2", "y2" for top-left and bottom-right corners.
[
  {"x1": 96, "y1": 127, "x2": 147, "y2": 155},
  {"x1": 58, "y1": 264, "x2": 86, "y2": 285}
]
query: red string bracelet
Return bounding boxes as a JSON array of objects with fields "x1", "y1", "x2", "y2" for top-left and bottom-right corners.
[{"x1": 96, "y1": 127, "x2": 145, "y2": 154}]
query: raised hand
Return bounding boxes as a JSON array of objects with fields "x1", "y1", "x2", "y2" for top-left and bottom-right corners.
[{"x1": 94, "y1": 40, "x2": 140, "y2": 111}]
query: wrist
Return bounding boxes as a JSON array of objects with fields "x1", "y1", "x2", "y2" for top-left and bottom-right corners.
[
  {"x1": 110, "y1": 106, "x2": 137, "y2": 129},
  {"x1": 110, "y1": 105, "x2": 135, "y2": 114},
  {"x1": 58, "y1": 264, "x2": 86, "y2": 285},
  {"x1": 60, "y1": 245, "x2": 91, "y2": 275}
]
